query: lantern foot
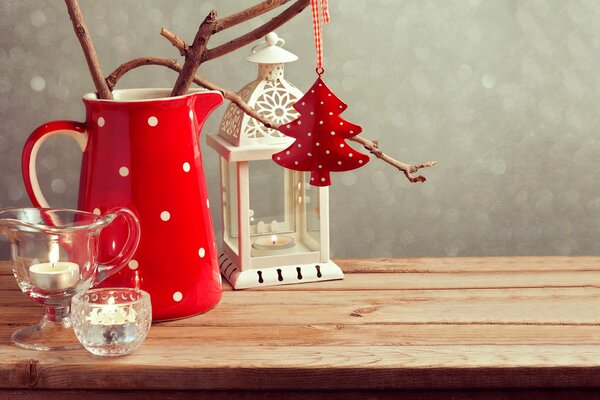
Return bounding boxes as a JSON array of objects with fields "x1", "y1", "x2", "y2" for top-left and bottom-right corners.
[{"x1": 218, "y1": 253, "x2": 343, "y2": 290}]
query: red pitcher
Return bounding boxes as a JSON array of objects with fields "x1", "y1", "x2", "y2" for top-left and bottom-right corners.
[{"x1": 22, "y1": 88, "x2": 224, "y2": 320}]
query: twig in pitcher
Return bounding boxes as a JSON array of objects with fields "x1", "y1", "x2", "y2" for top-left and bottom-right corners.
[{"x1": 64, "y1": 0, "x2": 112, "y2": 100}]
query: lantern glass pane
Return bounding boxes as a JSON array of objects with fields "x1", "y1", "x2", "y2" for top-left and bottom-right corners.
[
  {"x1": 304, "y1": 175, "x2": 321, "y2": 246},
  {"x1": 222, "y1": 159, "x2": 239, "y2": 255},
  {"x1": 248, "y1": 161, "x2": 295, "y2": 236}
]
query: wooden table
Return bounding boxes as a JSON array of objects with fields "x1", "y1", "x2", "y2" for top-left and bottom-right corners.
[{"x1": 1, "y1": 257, "x2": 600, "y2": 399}]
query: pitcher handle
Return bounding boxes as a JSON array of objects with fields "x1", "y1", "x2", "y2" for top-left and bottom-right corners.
[
  {"x1": 22, "y1": 121, "x2": 88, "y2": 207},
  {"x1": 94, "y1": 207, "x2": 141, "y2": 286}
]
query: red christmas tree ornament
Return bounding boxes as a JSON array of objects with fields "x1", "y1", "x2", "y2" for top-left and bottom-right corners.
[
  {"x1": 272, "y1": 0, "x2": 369, "y2": 186},
  {"x1": 272, "y1": 77, "x2": 369, "y2": 186}
]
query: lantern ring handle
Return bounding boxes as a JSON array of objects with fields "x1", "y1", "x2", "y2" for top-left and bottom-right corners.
[{"x1": 316, "y1": 67, "x2": 325, "y2": 76}]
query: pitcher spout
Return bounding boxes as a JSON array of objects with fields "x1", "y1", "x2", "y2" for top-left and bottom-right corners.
[{"x1": 191, "y1": 90, "x2": 224, "y2": 126}]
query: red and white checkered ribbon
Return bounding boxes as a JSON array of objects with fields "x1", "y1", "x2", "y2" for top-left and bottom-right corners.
[{"x1": 311, "y1": 0, "x2": 330, "y2": 74}]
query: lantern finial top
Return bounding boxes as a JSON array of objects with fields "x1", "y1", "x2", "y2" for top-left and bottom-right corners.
[{"x1": 246, "y1": 32, "x2": 298, "y2": 64}]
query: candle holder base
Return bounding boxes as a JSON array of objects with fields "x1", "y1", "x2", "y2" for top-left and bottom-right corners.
[{"x1": 12, "y1": 305, "x2": 81, "y2": 351}]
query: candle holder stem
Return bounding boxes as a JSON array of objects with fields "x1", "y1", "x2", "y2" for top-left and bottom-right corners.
[{"x1": 12, "y1": 299, "x2": 81, "y2": 351}]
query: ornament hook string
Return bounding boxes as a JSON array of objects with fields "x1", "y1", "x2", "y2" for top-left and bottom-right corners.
[
  {"x1": 316, "y1": 67, "x2": 325, "y2": 76},
  {"x1": 310, "y1": 0, "x2": 329, "y2": 72}
]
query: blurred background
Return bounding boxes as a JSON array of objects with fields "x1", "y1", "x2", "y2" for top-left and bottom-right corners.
[{"x1": 1, "y1": 0, "x2": 599, "y2": 258}]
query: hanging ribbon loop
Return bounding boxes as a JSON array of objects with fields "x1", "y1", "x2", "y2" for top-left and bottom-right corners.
[{"x1": 311, "y1": 0, "x2": 330, "y2": 72}]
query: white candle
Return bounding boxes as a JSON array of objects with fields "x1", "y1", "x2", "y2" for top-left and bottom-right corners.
[
  {"x1": 86, "y1": 297, "x2": 137, "y2": 326},
  {"x1": 251, "y1": 234, "x2": 295, "y2": 255},
  {"x1": 29, "y1": 262, "x2": 80, "y2": 291}
]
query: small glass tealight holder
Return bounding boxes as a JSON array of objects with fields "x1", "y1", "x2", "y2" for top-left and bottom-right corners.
[{"x1": 71, "y1": 288, "x2": 151, "y2": 356}]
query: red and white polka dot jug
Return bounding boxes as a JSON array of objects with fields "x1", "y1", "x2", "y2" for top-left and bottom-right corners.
[{"x1": 22, "y1": 88, "x2": 224, "y2": 321}]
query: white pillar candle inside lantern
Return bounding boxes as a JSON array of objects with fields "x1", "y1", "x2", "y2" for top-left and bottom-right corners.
[{"x1": 207, "y1": 32, "x2": 343, "y2": 289}]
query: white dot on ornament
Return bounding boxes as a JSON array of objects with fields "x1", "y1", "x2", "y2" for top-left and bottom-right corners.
[
  {"x1": 339, "y1": 105, "x2": 343, "y2": 109},
  {"x1": 328, "y1": 93, "x2": 331, "y2": 97},
  {"x1": 93, "y1": 208, "x2": 101, "y2": 215},
  {"x1": 320, "y1": 101, "x2": 324, "y2": 105},
  {"x1": 297, "y1": 121, "x2": 302, "y2": 125},
  {"x1": 119, "y1": 166, "x2": 129, "y2": 177},
  {"x1": 294, "y1": 161, "x2": 298, "y2": 165},
  {"x1": 319, "y1": 121, "x2": 323, "y2": 125},
  {"x1": 308, "y1": 153, "x2": 312, "y2": 157},
  {"x1": 326, "y1": 150, "x2": 330, "y2": 154},
  {"x1": 198, "y1": 247, "x2": 206, "y2": 258},
  {"x1": 310, "y1": 112, "x2": 314, "y2": 115},
  {"x1": 340, "y1": 143, "x2": 345, "y2": 148},
  {"x1": 297, "y1": 143, "x2": 302, "y2": 148},
  {"x1": 148, "y1": 116, "x2": 158, "y2": 127},
  {"x1": 318, "y1": 165, "x2": 323, "y2": 168},
  {"x1": 286, "y1": 124, "x2": 290, "y2": 128},
  {"x1": 183, "y1": 162, "x2": 191, "y2": 172},
  {"x1": 160, "y1": 211, "x2": 171, "y2": 221},
  {"x1": 319, "y1": 83, "x2": 322, "y2": 87},
  {"x1": 349, "y1": 153, "x2": 353, "y2": 157},
  {"x1": 286, "y1": 151, "x2": 290, "y2": 155},
  {"x1": 311, "y1": 177, "x2": 314, "y2": 181},
  {"x1": 173, "y1": 291, "x2": 183, "y2": 302},
  {"x1": 97, "y1": 117, "x2": 105, "y2": 127},
  {"x1": 128, "y1": 260, "x2": 139, "y2": 270},
  {"x1": 321, "y1": 178, "x2": 325, "y2": 182},
  {"x1": 277, "y1": 156, "x2": 281, "y2": 160},
  {"x1": 329, "y1": 112, "x2": 333, "y2": 116},
  {"x1": 330, "y1": 131, "x2": 335, "y2": 135},
  {"x1": 338, "y1": 161, "x2": 342, "y2": 165},
  {"x1": 359, "y1": 160, "x2": 363, "y2": 164},
  {"x1": 340, "y1": 122, "x2": 344, "y2": 126},
  {"x1": 311, "y1": 90, "x2": 314, "y2": 93},
  {"x1": 350, "y1": 130, "x2": 354, "y2": 134},
  {"x1": 301, "y1": 102, "x2": 305, "y2": 105}
]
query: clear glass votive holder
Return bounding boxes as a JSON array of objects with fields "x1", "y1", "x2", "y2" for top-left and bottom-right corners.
[{"x1": 71, "y1": 288, "x2": 151, "y2": 356}]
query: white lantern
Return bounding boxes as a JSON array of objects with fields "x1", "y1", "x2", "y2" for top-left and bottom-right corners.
[{"x1": 207, "y1": 32, "x2": 343, "y2": 289}]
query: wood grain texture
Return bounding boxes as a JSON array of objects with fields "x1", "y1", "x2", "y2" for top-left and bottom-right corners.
[{"x1": 1, "y1": 257, "x2": 600, "y2": 396}]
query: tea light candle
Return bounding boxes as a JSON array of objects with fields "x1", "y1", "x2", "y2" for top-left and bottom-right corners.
[
  {"x1": 29, "y1": 262, "x2": 80, "y2": 291},
  {"x1": 86, "y1": 297, "x2": 137, "y2": 326},
  {"x1": 252, "y1": 234, "x2": 295, "y2": 251}
]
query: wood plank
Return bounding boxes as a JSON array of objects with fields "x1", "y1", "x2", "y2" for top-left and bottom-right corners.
[
  {"x1": 336, "y1": 257, "x2": 600, "y2": 273},
  {"x1": 2, "y1": 345, "x2": 600, "y2": 390},
  {"x1": 3, "y1": 270, "x2": 600, "y2": 291},
  {"x1": 3, "y1": 324, "x2": 600, "y2": 347},
  {"x1": 3, "y1": 256, "x2": 600, "y2": 276},
  {"x1": 4, "y1": 388, "x2": 600, "y2": 400},
  {"x1": 2, "y1": 287, "x2": 600, "y2": 326}
]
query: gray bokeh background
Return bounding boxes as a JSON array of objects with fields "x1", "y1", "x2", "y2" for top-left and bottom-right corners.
[{"x1": 1, "y1": 0, "x2": 599, "y2": 258}]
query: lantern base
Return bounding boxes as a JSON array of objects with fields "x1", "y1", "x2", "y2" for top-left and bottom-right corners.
[{"x1": 219, "y1": 253, "x2": 343, "y2": 290}]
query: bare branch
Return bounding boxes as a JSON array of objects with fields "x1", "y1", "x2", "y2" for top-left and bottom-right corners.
[
  {"x1": 349, "y1": 136, "x2": 437, "y2": 183},
  {"x1": 170, "y1": 10, "x2": 218, "y2": 96},
  {"x1": 64, "y1": 0, "x2": 112, "y2": 99},
  {"x1": 214, "y1": 0, "x2": 293, "y2": 33},
  {"x1": 204, "y1": 0, "x2": 310, "y2": 62},
  {"x1": 106, "y1": 57, "x2": 181, "y2": 91},
  {"x1": 160, "y1": 28, "x2": 189, "y2": 57},
  {"x1": 105, "y1": 56, "x2": 276, "y2": 130}
]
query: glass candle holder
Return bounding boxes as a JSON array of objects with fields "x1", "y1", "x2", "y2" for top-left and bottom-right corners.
[{"x1": 72, "y1": 288, "x2": 151, "y2": 356}]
